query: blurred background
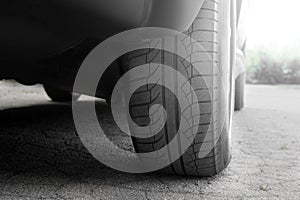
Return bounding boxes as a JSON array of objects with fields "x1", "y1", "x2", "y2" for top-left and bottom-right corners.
[{"x1": 247, "y1": 0, "x2": 300, "y2": 84}]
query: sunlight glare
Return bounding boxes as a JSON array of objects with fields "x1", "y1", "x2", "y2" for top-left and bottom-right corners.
[{"x1": 248, "y1": 0, "x2": 300, "y2": 52}]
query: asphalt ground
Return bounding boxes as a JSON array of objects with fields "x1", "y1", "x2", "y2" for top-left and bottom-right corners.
[{"x1": 0, "y1": 81, "x2": 299, "y2": 199}]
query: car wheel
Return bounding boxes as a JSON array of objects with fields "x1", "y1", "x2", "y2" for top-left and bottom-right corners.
[
  {"x1": 44, "y1": 85, "x2": 80, "y2": 102},
  {"x1": 121, "y1": 0, "x2": 233, "y2": 176},
  {"x1": 234, "y1": 72, "x2": 245, "y2": 111}
]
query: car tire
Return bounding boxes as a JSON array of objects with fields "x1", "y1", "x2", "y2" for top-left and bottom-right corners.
[
  {"x1": 234, "y1": 72, "x2": 245, "y2": 111},
  {"x1": 121, "y1": 0, "x2": 233, "y2": 177},
  {"x1": 44, "y1": 85, "x2": 80, "y2": 102}
]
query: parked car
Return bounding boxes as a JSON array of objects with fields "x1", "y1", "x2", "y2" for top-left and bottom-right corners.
[{"x1": 0, "y1": 0, "x2": 247, "y2": 176}]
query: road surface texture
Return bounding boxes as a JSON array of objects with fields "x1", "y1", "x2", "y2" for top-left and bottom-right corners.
[{"x1": 0, "y1": 81, "x2": 299, "y2": 199}]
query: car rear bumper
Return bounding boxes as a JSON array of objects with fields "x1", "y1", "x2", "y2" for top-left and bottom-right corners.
[
  {"x1": 59, "y1": 0, "x2": 205, "y2": 38},
  {"x1": 0, "y1": 0, "x2": 204, "y2": 61}
]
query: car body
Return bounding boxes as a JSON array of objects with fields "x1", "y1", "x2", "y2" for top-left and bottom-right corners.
[
  {"x1": 1, "y1": 0, "x2": 211, "y2": 97},
  {"x1": 0, "y1": 0, "x2": 247, "y2": 97}
]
